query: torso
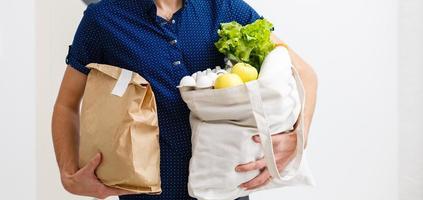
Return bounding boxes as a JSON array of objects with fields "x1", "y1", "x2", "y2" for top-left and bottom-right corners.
[{"x1": 83, "y1": 0, "x2": 258, "y2": 199}]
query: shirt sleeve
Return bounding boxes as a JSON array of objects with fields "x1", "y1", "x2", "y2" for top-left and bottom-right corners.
[
  {"x1": 65, "y1": 4, "x2": 103, "y2": 75},
  {"x1": 228, "y1": 0, "x2": 261, "y2": 25}
]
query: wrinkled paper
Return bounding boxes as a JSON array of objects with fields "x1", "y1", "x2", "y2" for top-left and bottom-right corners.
[{"x1": 79, "y1": 63, "x2": 161, "y2": 194}]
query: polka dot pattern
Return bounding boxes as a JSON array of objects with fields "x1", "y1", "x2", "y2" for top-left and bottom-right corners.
[{"x1": 66, "y1": 0, "x2": 260, "y2": 199}]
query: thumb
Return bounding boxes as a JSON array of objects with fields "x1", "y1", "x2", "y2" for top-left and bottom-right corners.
[{"x1": 83, "y1": 152, "x2": 102, "y2": 173}]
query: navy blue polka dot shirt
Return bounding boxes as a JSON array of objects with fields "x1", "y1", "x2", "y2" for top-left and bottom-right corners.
[{"x1": 66, "y1": 0, "x2": 260, "y2": 199}]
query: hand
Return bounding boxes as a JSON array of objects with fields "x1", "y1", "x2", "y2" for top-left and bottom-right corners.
[
  {"x1": 61, "y1": 153, "x2": 136, "y2": 199},
  {"x1": 235, "y1": 130, "x2": 298, "y2": 190}
]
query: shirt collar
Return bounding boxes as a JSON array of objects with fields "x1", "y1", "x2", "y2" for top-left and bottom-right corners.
[{"x1": 143, "y1": 0, "x2": 190, "y2": 21}]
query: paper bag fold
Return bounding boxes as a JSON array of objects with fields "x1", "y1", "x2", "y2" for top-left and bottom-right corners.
[{"x1": 79, "y1": 63, "x2": 161, "y2": 194}]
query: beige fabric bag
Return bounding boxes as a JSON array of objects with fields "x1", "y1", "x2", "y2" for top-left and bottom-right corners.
[
  {"x1": 79, "y1": 63, "x2": 161, "y2": 194},
  {"x1": 180, "y1": 47, "x2": 315, "y2": 200}
]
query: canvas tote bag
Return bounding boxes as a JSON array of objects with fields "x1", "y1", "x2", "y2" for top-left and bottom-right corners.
[
  {"x1": 180, "y1": 47, "x2": 315, "y2": 200},
  {"x1": 79, "y1": 63, "x2": 161, "y2": 194}
]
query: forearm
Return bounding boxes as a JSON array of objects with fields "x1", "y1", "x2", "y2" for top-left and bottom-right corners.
[
  {"x1": 288, "y1": 48, "x2": 318, "y2": 147},
  {"x1": 52, "y1": 104, "x2": 80, "y2": 176}
]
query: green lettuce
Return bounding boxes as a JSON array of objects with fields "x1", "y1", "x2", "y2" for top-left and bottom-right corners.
[{"x1": 215, "y1": 19, "x2": 276, "y2": 71}]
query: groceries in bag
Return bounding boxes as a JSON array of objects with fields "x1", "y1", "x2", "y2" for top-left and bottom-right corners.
[
  {"x1": 178, "y1": 62, "x2": 258, "y2": 90},
  {"x1": 179, "y1": 19, "x2": 315, "y2": 200}
]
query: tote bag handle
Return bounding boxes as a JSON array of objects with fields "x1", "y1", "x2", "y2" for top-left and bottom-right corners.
[{"x1": 245, "y1": 66, "x2": 306, "y2": 180}]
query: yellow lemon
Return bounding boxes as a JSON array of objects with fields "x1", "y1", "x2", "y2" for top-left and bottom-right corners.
[
  {"x1": 231, "y1": 63, "x2": 258, "y2": 83},
  {"x1": 214, "y1": 73, "x2": 243, "y2": 89}
]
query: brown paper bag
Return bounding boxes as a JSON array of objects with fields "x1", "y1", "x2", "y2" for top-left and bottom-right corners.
[{"x1": 79, "y1": 63, "x2": 161, "y2": 194}]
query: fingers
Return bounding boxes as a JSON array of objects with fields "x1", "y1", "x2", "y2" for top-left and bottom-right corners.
[
  {"x1": 252, "y1": 135, "x2": 261, "y2": 143},
  {"x1": 62, "y1": 152, "x2": 134, "y2": 199},
  {"x1": 90, "y1": 181, "x2": 136, "y2": 199},
  {"x1": 235, "y1": 159, "x2": 266, "y2": 172},
  {"x1": 239, "y1": 168, "x2": 271, "y2": 190},
  {"x1": 252, "y1": 131, "x2": 295, "y2": 144},
  {"x1": 83, "y1": 153, "x2": 102, "y2": 173}
]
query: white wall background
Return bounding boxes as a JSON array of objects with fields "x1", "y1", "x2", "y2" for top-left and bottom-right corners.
[
  {"x1": 398, "y1": 0, "x2": 423, "y2": 199},
  {"x1": 36, "y1": 1, "x2": 93, "y2": 199},
  {"x1": 0, "y1": 0, "x2": 420, "y2": 199},
  {"x1": 248, "y1": 0, "x2": 399, "y2": 199},
  {"x1": 0, "y1": 0, "x2": 36, "y2": 199}
]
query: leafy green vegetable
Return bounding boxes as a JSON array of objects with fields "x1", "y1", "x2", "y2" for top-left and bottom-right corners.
[{"x1": 215, "y1": 19, "x2": 275, "y2": 71}]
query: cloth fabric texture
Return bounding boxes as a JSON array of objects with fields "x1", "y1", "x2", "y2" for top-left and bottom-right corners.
[
  {"x1": 180, "y1": 47, "x2": 315, "y2": 200},
  {"x1": 66, "y1": 0, "x2": 260, "y2": 199}
]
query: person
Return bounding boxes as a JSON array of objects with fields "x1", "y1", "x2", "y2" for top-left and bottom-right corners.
[{"x1": 51, "y1": 0, "x2": 318, "y2": 199}]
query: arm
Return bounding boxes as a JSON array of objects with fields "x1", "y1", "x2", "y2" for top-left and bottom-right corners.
[
  {"x1": 236, "y1": 35, "x2": 318, "y2": 190},
  {"x1": 52, "y1": 66, "x2": 133, "y2": 198},
  {"x1": 52, "y1": 66, "x2": 86, "y2": 179},
  {"x1": 288, "y1": 48, "x2": 318, "y2": 146},
  {"x1": 271, "y1": 34, "x2": 318, "y2": 147}
]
